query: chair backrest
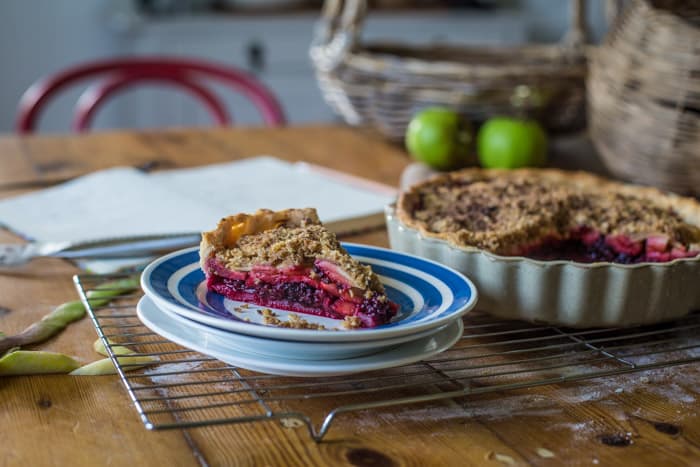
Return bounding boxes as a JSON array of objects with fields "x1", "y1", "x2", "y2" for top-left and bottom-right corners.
[{"x1": 16, "y1": 57, "x2": 286, "y2": 133}]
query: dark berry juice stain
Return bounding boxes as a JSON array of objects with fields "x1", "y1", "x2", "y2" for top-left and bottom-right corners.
[
  {"x1": 37, "y1": 396, "x2": 52, "y2": 409},
  {"x1": 346, "y1": 448, "x2": 395, "y2": 467},
  {"x1": 135, "y1": 159, "x2": 173, "y2": 173},
  {"x1": 599, "y1": 433, "x2": 633, "y2": 447},
  {"x1": 654, "y1": 422, "x2": 681, "y2": 436},
  {"x1": 35, "y1": 161, "x2": 76, "y2": 174}
]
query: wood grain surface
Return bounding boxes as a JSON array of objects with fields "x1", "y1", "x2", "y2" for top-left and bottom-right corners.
[{"x1": 0, "y1": 126, "x2": 698, "y2": 467}]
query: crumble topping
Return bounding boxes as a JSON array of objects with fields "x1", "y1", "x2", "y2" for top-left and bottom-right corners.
[
  {"x1": 398, "y1": 169, "x2": 700, "y2": 255},
  {"x1": 260, "y1": 309, "x2": 327, "y2": 330},
  {"x1": 342, "y1": 316, "x2": 362, "y2": 329},
  {"x1": 201, "y1": 208, "x2": 384, "y2": 292},
  {"x1": 215, "y1": 224, "x2": 381, "y2": 292}
]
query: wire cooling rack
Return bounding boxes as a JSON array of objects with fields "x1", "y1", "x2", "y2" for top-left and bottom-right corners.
[{"x1": 74, "y1": 273, "x2": 700, "y2": 442}]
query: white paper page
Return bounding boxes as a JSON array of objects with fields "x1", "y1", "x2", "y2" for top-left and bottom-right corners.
[
  {"x1": 0, "y1": 157, "x2": 396, "y2": 245},
  {"x1": 0, "y1": 167, "x2": 222, "y2": 242},
  {"x1": 151, "y1": 157, "x2": 396, "y2": 223}
]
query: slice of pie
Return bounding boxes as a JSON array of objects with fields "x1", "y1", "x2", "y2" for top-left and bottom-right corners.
[
  {"x1": 397, "y1": 169, "x2": 700, "y2": 264},
  {"x1": 199, "y1": 208, "x2": 398, "y2": 328}
]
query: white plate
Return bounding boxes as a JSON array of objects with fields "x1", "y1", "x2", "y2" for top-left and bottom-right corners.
[
  {"x1": 139, "y1": 296, "x2": 453, "y2": 361},
  {"x1": 140, "y1": 243, "x2": 477, "y2": 343},
  {"x1": 137, "y1": 296, "x2": 464, "y2": 377}
]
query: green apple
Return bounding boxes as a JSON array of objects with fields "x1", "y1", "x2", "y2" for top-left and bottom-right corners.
[
  {"x1": 477, "y1": 117, "x2": 548, "y2": 169},
  {"x1": 405, "y1": 107, "x2": 474, "y2": 171}
]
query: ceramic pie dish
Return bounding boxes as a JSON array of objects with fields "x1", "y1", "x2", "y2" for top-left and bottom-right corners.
[{"x1": 387, "y1": 168, "x2": 700, "y2": 328}]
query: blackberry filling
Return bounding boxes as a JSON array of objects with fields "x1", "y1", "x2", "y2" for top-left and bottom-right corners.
[
  {"x1": 518, "y1": 228, "x2": 700, "y2": 264},
  {"x1": 207, "y1": 272, "x2": 396, "y2": 328}
]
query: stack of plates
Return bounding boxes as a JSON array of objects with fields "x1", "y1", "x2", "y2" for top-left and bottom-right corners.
[{"x1": 139, "y1": 244, "x2": 478, "y2": 377}]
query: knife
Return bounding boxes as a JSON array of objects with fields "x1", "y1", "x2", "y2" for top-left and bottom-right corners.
[{"x1": 0, "y1": 233, "x2": 202, "y2": 266}]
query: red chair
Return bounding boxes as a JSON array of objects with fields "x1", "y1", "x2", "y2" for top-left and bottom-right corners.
[{"x1": 16, "y1": 57, "x2": 286, "y2": 133}]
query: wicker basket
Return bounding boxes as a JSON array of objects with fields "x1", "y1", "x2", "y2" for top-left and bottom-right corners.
[
  {"x1": 588, "y1": 0, "x2": 700, "y2": 196},
  {"x1": 310, "y1": 0, "x2": 589, "y2": 142}
]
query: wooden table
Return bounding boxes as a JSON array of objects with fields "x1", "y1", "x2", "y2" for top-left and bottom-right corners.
[{"x1": 0, "y1": 126, "x2": 698, "y2": 466}]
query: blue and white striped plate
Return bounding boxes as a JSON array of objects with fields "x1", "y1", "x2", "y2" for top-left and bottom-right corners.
[{"x1": 140, "y1": 243, "x2": 478, "y2": 343}]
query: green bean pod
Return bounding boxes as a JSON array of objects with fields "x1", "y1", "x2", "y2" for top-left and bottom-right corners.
[
  {"x1": 85, "y1": 276, "x2": 140, "y2": 307},
  {"x1": 71, "y1": 338, "x2": 157, "y2": 375},
  {"x1": 69, "y1": 355, "x2": 158, "y2": 376},
  {"x1": 93, "y1": 337, "x2": 134, "y2": 357},
  {"x1": 0, "y1": 350, "x2": 80, "y2": 375},
  {"x1": 0, "y1": 275, "x2": 139, "y2": 355}
]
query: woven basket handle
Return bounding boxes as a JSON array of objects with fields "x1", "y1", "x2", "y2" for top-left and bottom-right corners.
[
  {"x1": 310, "y1": 0, "x2": 367, "y2": 72},
  {"x1": 563, "y1": 0, "x2": 589, "y2": 49},
  {"x1": 603, "y1": 0, "x2": 626, "y2": 29},
  {"x1": 311, "y1": 0, "x2": 588, "y2": 70}
]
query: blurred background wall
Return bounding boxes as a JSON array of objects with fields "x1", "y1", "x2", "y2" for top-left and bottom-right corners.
[{"x1": 0, "y1": 0, "x2": 609, "y2": 133}]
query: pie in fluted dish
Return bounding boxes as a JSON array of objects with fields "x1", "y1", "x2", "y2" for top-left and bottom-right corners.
[
  {"x1": 199, "y1": 208, "x2": 398, "y2": 328},
  {"x1": 397, "y1": 169, "x2": 700, "y2": 264}
]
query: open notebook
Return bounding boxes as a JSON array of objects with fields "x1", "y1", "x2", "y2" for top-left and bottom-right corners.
[
  {"x1": 0, "y1": 157, "x2": 396, "y2": 272},
  {"x1": 0, "y1": 156, "x2": 396, "y2": 243}
]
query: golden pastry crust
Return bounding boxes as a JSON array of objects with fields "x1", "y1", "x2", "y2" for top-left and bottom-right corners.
[
  {"x1": 199, "y1": 208, "x2": 384, "y2": 292},
  {"x1": 397, "y1": 168, "x2": 700, "y2": 255}
]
